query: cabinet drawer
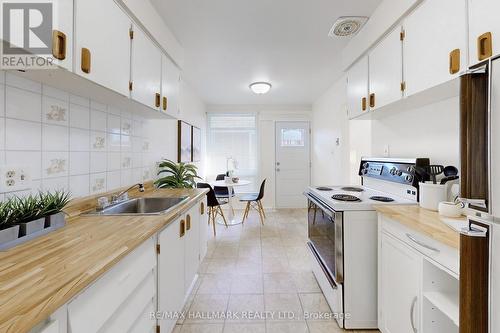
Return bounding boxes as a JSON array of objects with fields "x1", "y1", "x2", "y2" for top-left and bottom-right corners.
[
  {"x1": 380, "y1": 216, "x2": 459, "y2": 274},
  {"x1": 68, "y1": 238, "x2": 156, "y2": 333},
  {"x1": 99, "y1": 271, "x2": 156, "y2": 333}
]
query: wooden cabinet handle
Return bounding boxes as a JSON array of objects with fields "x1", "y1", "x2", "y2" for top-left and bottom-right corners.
[
  {"x1": 200, "y1": 202, "x2": 205, "y2": 215},
  {"x1": 163, "y1": 96, "x2": 168, "y2": 111},
  {"x1": 361, "y1": 97, "x2": 367, "y2": 111},
  {"x1": 52, "y1": 30, "x2": 66, "y2": 60},
  {"x1": 369, "y1": 93, "x2": 375, "y2": 108},
  {"x1": 81, "y1": 48, "x2": 91, "y2": 74},
  {"x1": 155, "y1": 93, "x2": 161, "y2": 108},
  {"x1": 449, "y1": 49, "x2": 461, "y2": 75},
  {"x1": 180, "y1": 220, "x2": 185, "y2": 237},
  {"x1": 186, "y1": 214, "x2": 191, "y2": 231},
  {"x1": 477, "y1": 32, "x2": 492, "y2": 61}
]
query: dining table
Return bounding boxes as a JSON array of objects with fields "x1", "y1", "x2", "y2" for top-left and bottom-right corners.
[{"x1": 210, "y1": 179, "x2": 251, "y2": 226}]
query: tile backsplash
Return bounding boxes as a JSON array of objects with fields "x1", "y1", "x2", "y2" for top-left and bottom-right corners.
[{"x1": 0, "y1": 71, "x2": 163, "y2": 201}]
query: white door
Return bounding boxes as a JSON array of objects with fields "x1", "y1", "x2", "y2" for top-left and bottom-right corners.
[
  {"x1": 469, "y1": 0, "x2": 500, "y2": 66},
  {"x1": 369, "y1": 27, "x2": 403, "y2": 110},
  {"x1": 404, "y1": 0, "x2": 467, "y2": 96},
  {"x1": 275, "y1": 121, "x2": 311, "y2": 208},
  {"x1": 130, "y1": 25, "x2": 162, "y2": 110},
  {"x1": 74, "y1": 0, "x2": 131, "y2": 96},
  {"x1": 347, "y1": 56, "x2": 369, "y2": 119},
  {"x1": 379, "y1": 232, "x2": 421, "y2": 333}
]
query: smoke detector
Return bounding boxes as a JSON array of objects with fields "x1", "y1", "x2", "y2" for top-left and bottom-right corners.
[{"x1": 328, "y1": 16, "x2": 368, "y2": 38}]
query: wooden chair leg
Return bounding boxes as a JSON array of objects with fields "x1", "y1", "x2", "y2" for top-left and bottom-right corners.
[
  {"x1": 258, "y1": 200, "x2": 266, "y2": 218},
  {"x1": 257, "y1": 203, "x2": 265, "y2": 225},
  {"x1": 242, "y1": 202, "x2": 250, "y2": 223},
  {"x1": 212, "y1": 208, "x2": 217, "y2": 236},
  {"x1": 218, "y1": 206, "x2": 229, "y2": 227}
]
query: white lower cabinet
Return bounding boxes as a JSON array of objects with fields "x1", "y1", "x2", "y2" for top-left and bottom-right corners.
[
  {"x1": 379, "y1": 232, "x2": 421, "y2": 333},
  {"x1": 158, "y1": 217, "x2": 186, "y2": 333},
  {"x1": 199, "y1": 198, "x2": 208, "y2": 260},
  {"x1": 67, "y1": 238, "x2": 156, "y2": 333},
  {"x1": 185, "y1": 205, "x2": 201, "y2": 294},
  {"x1": 379, "y1": 215, "x2": 460, "y2": 333}
]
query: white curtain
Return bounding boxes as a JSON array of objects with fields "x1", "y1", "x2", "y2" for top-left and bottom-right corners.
[{"x1": 206, "y1": 113, "x2": 258, "y2": 193}]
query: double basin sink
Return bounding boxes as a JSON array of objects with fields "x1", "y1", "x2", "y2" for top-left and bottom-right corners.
[{"x1": 87, "y1": 197, "x2": 189, "y2": 216}]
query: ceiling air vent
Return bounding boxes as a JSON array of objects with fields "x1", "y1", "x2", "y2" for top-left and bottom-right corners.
[{"x1": 328, "y1": 16, "x2": 368, "y2": 38}]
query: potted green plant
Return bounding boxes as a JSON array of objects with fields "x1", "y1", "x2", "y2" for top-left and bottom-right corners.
[
  {"x1": 10, "y1": 195, "x2": 45, "y2": 237},
  {"x1": 0, "y1": 200, "x2": 20, "y2": 244},
  {"x1": 40, "y1": 191, "x2": 71, "y2": 228},
  {"x1": 155, "y1": 159, "x2": 201, "y2": 188}
]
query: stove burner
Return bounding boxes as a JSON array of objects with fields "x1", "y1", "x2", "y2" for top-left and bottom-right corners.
[
  {"x1": 370, "y1": 196, "x2": 395, "y2": 202},
  {"x1": 316, "y1": 186, "x2": 333, "y2": 191},
  {"x1": 341, "y1": 186, "x2": 364, "y2": 192},
  {"x1": 332, "y1": 194, "x2": 361, "y2": 202}
]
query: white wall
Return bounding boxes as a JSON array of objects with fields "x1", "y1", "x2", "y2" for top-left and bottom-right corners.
[
  {"x1": 371, "y1": 96, "x2": 460, "y2": 167},
  {"x1": 311, "y1": 76, "x2": 350, "y2": 185}
]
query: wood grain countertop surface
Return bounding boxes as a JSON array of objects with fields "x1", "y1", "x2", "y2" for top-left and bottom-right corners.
[
  {"x1": 374, "y1": 205, "x2": 464, "y2": 249},
  {"x1": 0, "y1": 187, "x2": 208, "y2": 333}
]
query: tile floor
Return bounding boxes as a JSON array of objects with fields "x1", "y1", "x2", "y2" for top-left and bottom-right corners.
[{"x1": 173, "y1": 209, "x2": 380, "y2": 333}]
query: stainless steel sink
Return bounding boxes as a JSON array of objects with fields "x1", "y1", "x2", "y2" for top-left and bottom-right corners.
[{"x1": 87, "y1": 197, "x2": 189, "y2": 216}]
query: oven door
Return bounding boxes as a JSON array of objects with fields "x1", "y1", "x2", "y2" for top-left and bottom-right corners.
[{"x1": 306, "y1": 192, "x2": 344, "y2": 287}]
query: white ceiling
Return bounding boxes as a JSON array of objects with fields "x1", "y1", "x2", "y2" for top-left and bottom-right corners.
[{"x1": 150, "y1": 0, "x2": 381, "y2": 106}]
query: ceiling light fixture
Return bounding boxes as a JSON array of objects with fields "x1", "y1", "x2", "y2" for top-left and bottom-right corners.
[{"x1": 249, "y1": 82, "x2": 272, "y2": 95}]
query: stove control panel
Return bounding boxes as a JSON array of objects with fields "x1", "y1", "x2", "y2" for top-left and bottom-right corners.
[{"x1": 359, "y1": 158, "x2": 430, "y2": 188}]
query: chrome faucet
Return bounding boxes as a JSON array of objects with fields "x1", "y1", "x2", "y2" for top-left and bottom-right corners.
[
  {"x1": 97, "y1": 183, "x2": 145, "y2": 210},
  {"x1": 111, "y1": 183, "x2": 145, "y2": 203}
]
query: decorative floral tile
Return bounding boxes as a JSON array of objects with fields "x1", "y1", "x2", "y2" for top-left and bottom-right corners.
[
  {"x1": 91, "y1": 132, "x2": 106, "y2": 151},
  {"x1": 43, "y1": 96, "x2": 68, "y2": 125}
]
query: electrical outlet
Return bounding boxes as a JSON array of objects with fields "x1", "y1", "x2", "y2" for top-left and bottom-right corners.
[
  {"x1": 0, "y1": 165, "x2": 32, "y2": 193},
  {"x1": 383, "y1": 145, "x2": 390, "y2": 157}
]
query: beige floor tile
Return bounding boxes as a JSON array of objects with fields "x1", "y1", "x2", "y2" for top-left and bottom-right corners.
[
  {"x1": 206, "y1": 258, "x2": 237, "y2": 274},
  {"x1": 266, "y1": 321, "x2": 309, "y2": 333},
  {"x1": 185, "y1": 294, "x2": 230, "y2": 324},
  {"x1": 264, "y1": 273, "x2": 298, "y2": 293},
  {"x1": 197, "y1": 274, "x2": 233, "y2": 294},
  {"x1": 299, "y1": 293, "x2": 332, "y2": 321},
  {"x1": 179, "y1": 323, "x2": 224, "y2": 333},
  {"x1": 212, "y1": 245, "x2": 240, "y2": 258},
  {"x1": 263, "y1": 255, "x2": 291, "y2": 273},
  {"x1": 307, "y1": 321, "x2": 346, "y2": 333},
  {"x1": 223, "y1": 322, "x2": 266, "y2": 333},
  {"x1": 293, "y1": 272, "x2": 321, "y2": 293},
  {"x1": 231, "y1": 274, "x2": 264, "y2": 294},
  {"x1": 226, "y1": 294, "x2": 265, "y2": 322},
  {"x1": 264, "y1": 293, "x2": 303, "y2": 321}
]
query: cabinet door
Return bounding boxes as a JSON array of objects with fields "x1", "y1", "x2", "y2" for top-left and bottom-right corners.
[
  {"x1": 51, "y1": 0, "x2": 73, "y2": 71},
  {"x1": 379, "y1": 232, "x2": 421, "y2": 333},
  {"x1": 404, "y1": 0, "x2": 467, "y2": 96},
  {"x1": 161, "y1": 55, "x2": 181, "y2": 117},
  {"x1": 130, "y1": 25, "x2": 162, "y2": 110},
  {"x1": 158, "y1": 218, "x2": 185, "y2": 333},
  {"x1": 369, "y1": 27, "x2": 403, "y2": 110},
  {"x1": 347, "y1": 56, "x2": 369, "y2": 119},
  {"x1": 469, "y1": 0, "x2": 500, "y2": 66},
  {"x1": 74, "y1": 0, "x2": 131, "y2": 96},
  {"x1": 199, "y1": 198, "x2": 208, "y2": 261},
  {"x1": 185, "y1": 205, "x2": 200, "y2": 295}
]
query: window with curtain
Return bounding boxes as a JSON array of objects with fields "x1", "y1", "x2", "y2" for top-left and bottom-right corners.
[{"x1": 206, "y1": 113, "x2": 258, "y2": 193}]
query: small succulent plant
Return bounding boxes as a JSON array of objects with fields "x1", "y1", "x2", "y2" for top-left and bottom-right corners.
[
  {"x1": 39, "y1": 191, "x2": 71, "y2": 217},
  {"x1": 155, "y1": 159, "x2": 201, "y2": 189},
  {"x1": 0, "y1": 200, "x2": 15, "y2": 230},
  {"x1": 8, "y1": 195, "x2": 44, "y2": 224}
]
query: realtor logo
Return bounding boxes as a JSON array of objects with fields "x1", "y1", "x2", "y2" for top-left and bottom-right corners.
[{"x1": 1, "y1": 2, "x2": 55, "y2": 69}]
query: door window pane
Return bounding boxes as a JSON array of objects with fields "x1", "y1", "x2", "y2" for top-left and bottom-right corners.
[{"x1": 281, "y1": 128, "x2": 305, "y2": 147}]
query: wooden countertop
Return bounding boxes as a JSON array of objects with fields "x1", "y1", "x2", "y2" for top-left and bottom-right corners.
[
  {"x1": 0, "y1": 188, "x2": 208, "y2": 333},
  {"x1": 374, "y1": 205, "x2": 464, "y2": 249}
]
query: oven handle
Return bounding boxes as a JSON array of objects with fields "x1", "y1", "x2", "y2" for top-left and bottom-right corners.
[
  {"x1": 308, "y1": 242, "x2": 338, "y2": 289},
  {"x1": 305, "y1": 192, "x2": 335, "y2": 218}
]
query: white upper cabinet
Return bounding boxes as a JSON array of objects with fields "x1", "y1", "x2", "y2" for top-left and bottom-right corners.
[
  {"x1": 130, "y1": 25, "x2": 162, "y2": 110},
  {"x1": 347, "y1": 56, "x2": 369, "y2": 119},
  {"x1": 403, "y1": 0, "x2": 467, "y2": 96},
  {"x1": 74, "y1": 0, "x2": 131, "y2": 96},
  {"x1": 469, "y1": 0, "x2": 500, "y2": 66},
  {"x1": 369, "y1": 27, "x2": 403, "y2": 110},
  {"x1": 51, "y1": 0, "x2": 73, "y2": 71},
  {"x1": 161, "y1": 55, "x2": 181, "y2": 116}
]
